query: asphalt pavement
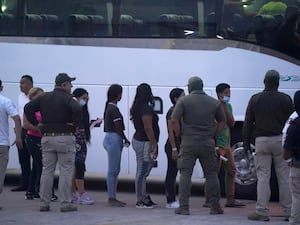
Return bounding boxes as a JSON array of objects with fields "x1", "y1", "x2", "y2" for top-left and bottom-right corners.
[{"x1": 0, "y1": 170, "x2": 289, "y2": 225}]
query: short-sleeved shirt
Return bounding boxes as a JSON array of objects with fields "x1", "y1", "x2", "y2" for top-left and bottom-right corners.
[
  {"x1": 284, "y1": 116, "x2": 300, "y2": 160},
  {"x1": 18, "y1": 92, "x2": 29, "y2": 126},
  {"x1": 104, "y1": 102, "x2": 125, "y2": 132},
  {"x1": 258, "y1": 1, "x2": 287, "y2": 16},
  {"x1": 133, "y1": 104, "x2": 159, "y2": 142},
  {"x1": 216, "y1": 103, "x2": 232, "y2": 148},
  {"x1": 0, "y1": 94, "x2": 19, "y2": 145},
  {"x1": 171, "y1": 90, "x2": 225, "y2": 142}
]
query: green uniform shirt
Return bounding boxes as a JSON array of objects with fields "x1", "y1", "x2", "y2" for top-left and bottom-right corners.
[
  {"x1": 171, "y1": 90, "x2": 225, "y2": 146},
  {"x1": 216, "y1": 103, "x2": 232, "y2": 148}
]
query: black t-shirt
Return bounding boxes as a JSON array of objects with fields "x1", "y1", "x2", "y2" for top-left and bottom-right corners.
[
  {"x1": 284, "y1": 117, "x2": 300, "y2": 160},
  {"x1": 133, "y1": 104, "x2": 159, "y2": 142},
  {"x1": 104, "y1": 103, "x2": 124, "y2": 132}
]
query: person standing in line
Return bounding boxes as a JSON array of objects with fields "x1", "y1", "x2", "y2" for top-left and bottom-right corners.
[
  {"x1": 130, "y1": 83, "x2": 160, "y2": 209},
  {"x1": 0, "y1": 80, "x2": 22, "y2": 209},
  {"x1": 23, "y1": 87, "x2": 58, "y2": 201},
  {"x1": 11, "y1": 75, "x2": 33, "y2": 192},
  {"x1": 103, "y1": 84, "x2": 130, "y2": 207},
  {"x1": 172, "y1": 76, "x2": 226, "y2": 215},
  {"x1": 23, "y1": 87, "x2": 44, "y2": 200},
  {"x1": 244, "y1": 69, "x2": 293, "y2": 221},
  {"x1": 204, "y1": 83, "x2": 245, "y2": 208},
  {"x1": 283, "y1": 90, "x2": 300, "y2": 225},
  {"x1": 164, "y1": 88, "x2": 185, "y2": 209},
  {"x1": 24, "y1": 73, "x2": 82, "y2": 212},
  {"x1": 71, "y1": 88, "x2": 99, "y2": 205}
]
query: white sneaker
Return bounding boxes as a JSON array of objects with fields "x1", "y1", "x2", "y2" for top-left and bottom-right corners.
[
  {"x1": 166, "y1": 201, "x2": 179, "y2": 209},
  {"x1": 79, "y1": 192, "x2": 94, "y2": 205},
  {"x1": 71, "y1": 192, "x2": 79, "y2": 204}
]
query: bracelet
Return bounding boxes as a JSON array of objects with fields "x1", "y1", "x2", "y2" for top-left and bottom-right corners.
[{"x1": 172, "y1": 147, "x2": 177, "y2": 152}]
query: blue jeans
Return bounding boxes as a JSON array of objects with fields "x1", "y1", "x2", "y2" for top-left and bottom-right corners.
[
  {"x1": 132, "y1": 138, "x2": 154, "y2": 202},
  {"x1": 103, "y1": 132, "x2": 123, "y2": 199}
]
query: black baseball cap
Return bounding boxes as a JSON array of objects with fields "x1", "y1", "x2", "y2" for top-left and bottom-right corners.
[{"x1": 55, "y1": 73, "x2": 76, "y2": 85}]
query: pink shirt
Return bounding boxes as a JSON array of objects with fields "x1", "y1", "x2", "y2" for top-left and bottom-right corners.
[{"x1": 27, "y1": 111, "x2": 42, "y2": 138}]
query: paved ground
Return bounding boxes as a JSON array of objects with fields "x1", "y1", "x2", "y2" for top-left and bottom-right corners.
[{"x1": 0, "y1": 184, "x2": 289, "y2": 225}]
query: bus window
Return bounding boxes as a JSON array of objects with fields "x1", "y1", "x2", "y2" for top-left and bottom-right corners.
[
  {"x1": 26, "y1": 0, "x2": 110, "y2": 37},
  {"x1": 0, "y1": 0, "x2": 17, "y2": 35},
  {"x1": 220, "y1": 0, "x2": 300, "y2": 60},
  {"x1": 119, "y1": 0, "x2": 201, "y2": 37}
]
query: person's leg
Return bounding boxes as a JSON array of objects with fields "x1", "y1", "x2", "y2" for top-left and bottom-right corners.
[
  {"x1": 26, "y1": 135, "x2": 42, "y2": 195},
  {"x1": 199, "y1": 141, "x2": 221, "y2": 210},
  {"x1": 40, "y1": 136, "x2": 57, "y2": 209},
  {"x1": 56, "y1": 136, "x2": 75, "y2": 206},
  {"x1": 271, "y1": 135, "x2": 291, "y2": 216},
  {"x1": 223, "y1": 147, "x2": 237, "y2": 204},
  {"x1": 14, "y1": 129, "x2": 31, "y2": 190},
  {"x1": 164, "y1": 141, "x2": 178, "y2": 204},
  {"x1": 176, "y1": 146, "x2": 196, "y2": 211},
  {"x1": 289, "y1": 167, "x2": 300, "y2": 225},
  {"x1": 132, "y1": 138, "x2": 151, "y2": 205},
  {"x1": 142, "y1": 141, "x2": 154, "y2": 201},
  {"x1": 254, "y1": 136, "x2": 272, "y2": 216},
  {"x1": 103, "y1": 133, "x2": 123, "y2": 201},
  {"x1": 0, "y1": 146, "x2": 9, "y2": 194}
]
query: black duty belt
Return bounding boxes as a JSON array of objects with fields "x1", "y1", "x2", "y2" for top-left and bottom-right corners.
[{"x1": 43, "y1": 132, "x2": 74, "y2": 137}]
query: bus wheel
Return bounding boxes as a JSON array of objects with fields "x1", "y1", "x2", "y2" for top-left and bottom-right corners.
[{"x1": 232, "y1": 142, "x2": 257, "y2": 200}]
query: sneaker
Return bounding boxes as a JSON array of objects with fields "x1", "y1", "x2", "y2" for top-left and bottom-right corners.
[
  {"x1": 136, "y1": 201, "x2": 153, "y2": 209},
  {"x1": 166, "y1": 201, "x2": 179, "y2": 209},
  {"x1": 248, "y1": 212, "x2": 270, "y2": 221},
  {"x1": 146, "y1": 195, "x2": 157, "y2": 206},
  {"x1": 39, "y1": 205, "x2": 50, "y2": 212},
  {"x1": 51, "y1": 194, "x2": 58, "y2": 202},
  {"x1": 210, "y1": 205, "x2": 224, "y2": 215},
  {"x1": 225, "y1": 200, "x2": 245, "y2": 207},
  {"x1": 79, "y1": 192, "x2": 94, "y2": 205},
  {"x1": 107, "y1": 198, "x2": 125, "y2": 207},
  {"x1": 33, "y1": 192, "x2": 40, "y2": 199},
  {"x1": 175, "y1": 206, "x2": 190, "y2": 215},
  {"x1": 202, "y1": 202, "x2": 211, "y2": 208},
  {"x1": 71, "y1": 192, "x2": 78, "y2": 204},
  {"x1": 25, "y1": 192, "x2": 34, "y2": 200},
  {"x1": 60, "y1": 204, "x2": 77, "y2": 212}
]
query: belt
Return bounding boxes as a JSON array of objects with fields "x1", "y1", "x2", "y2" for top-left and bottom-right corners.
[{"x1": 43, "y1": 132, "x2": 74, "y2": 137}]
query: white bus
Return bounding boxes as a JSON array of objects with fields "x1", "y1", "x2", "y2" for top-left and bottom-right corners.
[{"x1": 1, "y1": 0, "x2": 299, "y2": 198}]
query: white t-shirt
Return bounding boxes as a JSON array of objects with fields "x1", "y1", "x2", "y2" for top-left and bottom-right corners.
[
  {"x1": 18, "y1": 92, "x2": 29, "y2": 126},
  {"x1": 282, "y1": 111, "x2": 299, "y2": 146},
  {"x1": 0, "y1": 93, "x2": 19, "y2": 145}
]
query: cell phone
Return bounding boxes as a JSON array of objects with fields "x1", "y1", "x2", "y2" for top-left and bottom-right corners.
[{"x1": 90, "y1": 119, "x2": 102, "y2": 127}]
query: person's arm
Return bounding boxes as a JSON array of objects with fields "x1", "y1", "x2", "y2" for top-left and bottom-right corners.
[
  {"x1": 167, "y1": 118, "x2": 178, "y2": 160},
  {"x1": 114, "y1": 120, "x2": 130, "y2": 146},
  {"x1": 24, "y1": 99, "x2": 40, "y2": 126},
  {"x1": 283, "y1": 124, "x2": 296, "y2": 166},
  {"x1": 12, "y1": 115, "x2": 23, "y2": 149},
  {"x1": 23, "y1": 113, "x2": 40, "y2": 132},
  {"x1": 223, "y1": 103, "x2": 235, "y2": 128},
  {"x1": 142, "y1": 114, "x2": 158, "y2": 159},
  {"x1": 215, "y1": 104, "x2": 226, "y2": 140}
]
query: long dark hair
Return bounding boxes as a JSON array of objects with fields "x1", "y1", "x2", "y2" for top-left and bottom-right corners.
[
  {"x1": 130, "y1": 83, "x2": 153, "y2": 121},
  {"x1": 104, "y1": 84, "x2": 123, "y2": 118},
  {"x1": 73, "y1": 88, "x2": 91, "y2": 142}
]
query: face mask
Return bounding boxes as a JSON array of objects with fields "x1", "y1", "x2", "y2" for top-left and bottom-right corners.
[
  {"x1": 79, "y1": 99, "x2": 86, "y2": 106},
  {"x1": 222, "y1": 96, "x2": 230, "y2": 103}
]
